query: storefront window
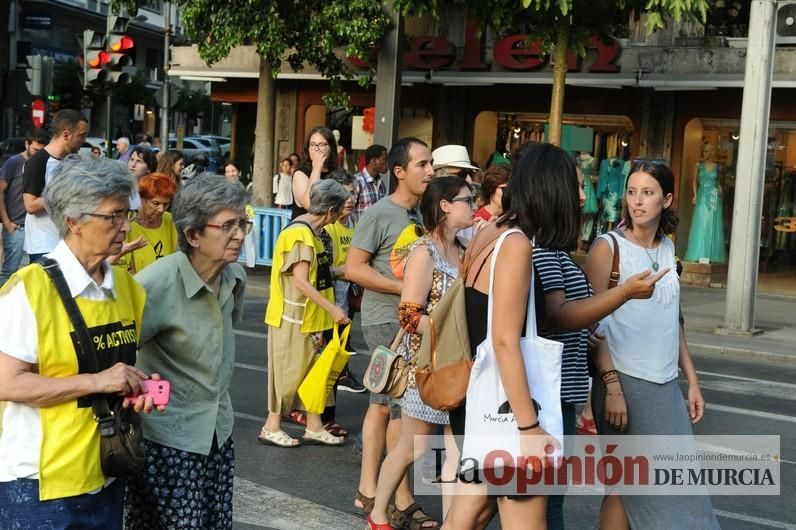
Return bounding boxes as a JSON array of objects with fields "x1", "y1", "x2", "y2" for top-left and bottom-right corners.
[
  {"x1": 680, "y1": 118, "x2": 796, "y2": 283},
  {"x1": 474, "y1": 111, "x2": 634, "y2": 252}
]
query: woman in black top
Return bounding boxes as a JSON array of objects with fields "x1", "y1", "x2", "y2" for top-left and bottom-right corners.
[
  {"x1": 291, "y1": 127, "x2": 338, "y2": 219},
  {"x1": 445, "y1": 144, "x2": 568, "y2": 530}
]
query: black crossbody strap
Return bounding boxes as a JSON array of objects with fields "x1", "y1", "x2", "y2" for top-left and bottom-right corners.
[{"x1": 39, "y1": 258, "x2": 115, "y2": 432}]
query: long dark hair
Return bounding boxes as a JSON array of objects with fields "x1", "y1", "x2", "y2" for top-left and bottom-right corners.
[
  {"x1": 622, "y1": 160, "x2": 679, "y2": 237},
  {"x1": 498, "y1": 143, "x2": 580, "y2": 249},
  {"x1": 420, "y1": 176, "x2": 470, "y2": 243},
  {"x1": 299, "y1": 126, "x2": 338, "y2": 174}
]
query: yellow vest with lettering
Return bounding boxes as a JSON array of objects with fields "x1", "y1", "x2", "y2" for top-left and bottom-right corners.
[
  {"x1": 324, "y1": 221, "x2": 354, "y2": 267},
  {"x1": 10, "y1": 264, "x2": 146, "y2": 501},
  {"x1": 264, "y1": 223, "x2": 334, "y2": 333}
]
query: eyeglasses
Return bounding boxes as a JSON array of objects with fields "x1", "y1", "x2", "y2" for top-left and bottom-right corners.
[
  {"x1": 449, "y1": 195, "x2": 475, "y2": 208},
  {"x1": 205, "y1": 219, "x2": 253, "y2": 235},
  {"x1": 407, "y1": 209, "x2": 425, "y2": 237},
  {"x1": 81, "y1": 208, "x2": 137, "y2": 225},
  {"x1": 309, "y1": 142, "x2": 329, "y2": 150}
]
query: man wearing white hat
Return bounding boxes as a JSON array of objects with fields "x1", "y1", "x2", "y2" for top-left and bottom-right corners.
[{"x1": 431, "y1": 144, "x2": 478, "y2": 181}]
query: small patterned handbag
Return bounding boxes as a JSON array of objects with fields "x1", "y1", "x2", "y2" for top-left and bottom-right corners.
[{"x1": 363, "y1": 328, "x2": 410, "y2": 398}]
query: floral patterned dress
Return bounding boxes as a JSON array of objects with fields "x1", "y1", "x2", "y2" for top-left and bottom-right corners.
[{"x1": 398, "y1": 236, "x2": 459, "y2": 425}]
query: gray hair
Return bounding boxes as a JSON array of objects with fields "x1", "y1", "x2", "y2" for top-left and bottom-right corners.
[
  {"x1": 307, "y1": 179, "x2": 349, "y2": 215},
  {"x1": 44, "y1": 155, "x2": 134, "y2": 238},
  {"x1": 172, "y1": 172, "x2": 247, "y2": 253}
]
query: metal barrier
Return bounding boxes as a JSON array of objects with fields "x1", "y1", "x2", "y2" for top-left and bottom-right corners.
[{"x1": 240, "y1": 207, "x2": 292, "y2": 266}]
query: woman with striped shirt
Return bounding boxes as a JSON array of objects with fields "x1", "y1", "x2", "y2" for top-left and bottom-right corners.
[{"x1": 532, "y1": 161, "x2": 668, "y2": 529}]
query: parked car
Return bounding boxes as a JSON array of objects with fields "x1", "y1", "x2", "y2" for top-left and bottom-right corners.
[
  {"x1": 0, "y1": 137, "x2": 26, "y2": 165},
  {"x1": 198, "y1": 135, "x2": 231, "y2": 158},
  {"x1": 168, "y1": 137, "x2": 222, "y2": 172}
]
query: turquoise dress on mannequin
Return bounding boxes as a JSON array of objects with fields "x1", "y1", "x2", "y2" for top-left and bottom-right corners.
[{"x1": 685, "y1": 162, "x2": 727, "y2": 263}]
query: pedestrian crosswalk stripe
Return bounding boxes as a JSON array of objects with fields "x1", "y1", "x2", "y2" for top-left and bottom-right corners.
[{"x1": 233, "y1": 476, "x2": 364, "y2": 530}]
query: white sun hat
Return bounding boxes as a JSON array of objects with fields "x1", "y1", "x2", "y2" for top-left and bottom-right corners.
[{"x1": 432, "y1": 145, "x2": 478, "y2": 171}]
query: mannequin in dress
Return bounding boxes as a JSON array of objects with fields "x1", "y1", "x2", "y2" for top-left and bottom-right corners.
[
  {"x1": 684, "y1": 143, "x2": 727, "y2": 263},
  {"x1": 579, "y1": 152, "x2": 599, "y2": 250},
  {"x1": 332, "y1": 129, "x2": 349, "y2": 171}
]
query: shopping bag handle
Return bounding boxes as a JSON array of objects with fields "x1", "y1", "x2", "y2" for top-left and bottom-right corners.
[{"x1": 334, "y1": 322, "x2": 352, "y2": 350}]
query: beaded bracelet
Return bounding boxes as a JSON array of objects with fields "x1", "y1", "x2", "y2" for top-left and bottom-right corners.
[{"x1": 600, "y1": 369, "x2": 618, "y2": 380}]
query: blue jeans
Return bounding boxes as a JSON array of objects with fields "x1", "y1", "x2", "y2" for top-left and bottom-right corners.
[{"x1": 0, "y1": 226, "x2": 25, "y2": 286}]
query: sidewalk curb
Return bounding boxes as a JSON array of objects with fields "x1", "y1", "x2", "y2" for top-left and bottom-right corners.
[{"x1": 689, "y1": 342, "x2": 794, "y2": 365}]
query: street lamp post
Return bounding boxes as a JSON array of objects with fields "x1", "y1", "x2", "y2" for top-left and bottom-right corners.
[
  {"x1": 720, "y1": 0, "x2": 778, "y2": 335},
  {"x1": 160, "y1": 1, "x2": 171, "y2": 144}
]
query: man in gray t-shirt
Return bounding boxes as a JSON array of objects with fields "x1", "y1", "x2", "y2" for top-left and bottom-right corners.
[
  {"x1": 346, "y1": 137, "x2": 433, "y2": 517},
  {"x1": 0, "y1": 129, "x2": 49, "y2": 285}
]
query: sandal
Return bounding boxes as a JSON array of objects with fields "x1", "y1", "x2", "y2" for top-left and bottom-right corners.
[
  {"x1": 303, "y1": 428, "x2": 345, "y2": 446},
  {"x1": 353, "y1": 490, "x2": 375, "y2": 516},
  {"x1": 285, "y1": 409, "x2": 307, "y2": 427},
  {"x1": 367, "y1": 515, "x2": 395, "y2": 530},
  {"x1": 324, "y1": 421, "x2": 349, "y2": 437},
  {"x1": 257, "y1": 429, "x2": 300, "y2": 448},
  {"x1": 388, "y1": 502, "x2": 439, "y2": 530}
]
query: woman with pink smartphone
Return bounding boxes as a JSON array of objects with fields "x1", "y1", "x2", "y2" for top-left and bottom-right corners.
[{"x1": 124, "y1": 175, "x2": 248, "y2": 530}]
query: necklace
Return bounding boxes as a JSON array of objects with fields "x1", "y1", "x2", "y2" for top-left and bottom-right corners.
[{"x1": 627, "y1": 230, "x2": 660, "y2": 271}]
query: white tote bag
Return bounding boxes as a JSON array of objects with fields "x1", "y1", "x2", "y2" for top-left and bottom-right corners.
[{"x1": 461, "y1": 228, "x2": 564, "y2": 470}]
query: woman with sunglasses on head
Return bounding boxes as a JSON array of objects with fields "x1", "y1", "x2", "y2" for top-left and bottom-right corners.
[
  {"x1": 291, "y1": 127, "x2": 338, "y2": 220},
  {"x1": 585, "y1": 160, "x2": 718, "y2": 530},
  {"x1": 367, "y1": 176, "x2": 474, "y2": 530},
  {"x1": 260, "y1": 179, "x2": 352, "y2": 448},
  {"x1": 117, "y1": 173, "x2": 178, "y2": 274}
]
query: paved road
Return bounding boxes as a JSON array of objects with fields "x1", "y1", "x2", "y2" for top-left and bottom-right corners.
[{"x1": 229, "y1": 291, "x2": 795, "y2": 530}]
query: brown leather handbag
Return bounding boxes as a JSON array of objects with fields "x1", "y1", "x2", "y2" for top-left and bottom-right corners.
[{"x1": 415, "y1": 255, "x2": 474, "y2": 411}]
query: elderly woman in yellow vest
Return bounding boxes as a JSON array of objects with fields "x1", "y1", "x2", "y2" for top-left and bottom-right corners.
[
  {"x1": 0, "y1": 156, "x2": 158, "y2": 529},
  {"x1": 124, "y1": 174, "x2": 248, "y2": 529},
  {"x1": 260, "y1": 179, "x2": 351, "y2": 447}
]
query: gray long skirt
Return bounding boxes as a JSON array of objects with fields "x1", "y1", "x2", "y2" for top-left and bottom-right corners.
[{"x1": 593, "y1": 371, "x2": 721, "y2": 530}]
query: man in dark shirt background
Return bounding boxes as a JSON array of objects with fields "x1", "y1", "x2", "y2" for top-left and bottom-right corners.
[
  {"x1": 0, "y1": 128, "x2": 49, "y2": 285},
  {"x1": 22, "y1": 109, "x2": 88, "y2": 263}
]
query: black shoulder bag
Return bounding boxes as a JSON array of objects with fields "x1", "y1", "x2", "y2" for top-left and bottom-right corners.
[{"x1": 40, "y1": 258, "x2": 145, "y2": 477}]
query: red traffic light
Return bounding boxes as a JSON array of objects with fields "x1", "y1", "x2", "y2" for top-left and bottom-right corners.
[
  {"x1": 82, "y1": 50, "x2": 111, "y2": 68},
  {"x1": 109, "y1": 35, "x2": 134, "y2": 52}
]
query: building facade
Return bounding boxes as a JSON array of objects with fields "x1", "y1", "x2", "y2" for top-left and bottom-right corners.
[{"x1": 168, "y1": 9, "x2": 796, "y2": 293}]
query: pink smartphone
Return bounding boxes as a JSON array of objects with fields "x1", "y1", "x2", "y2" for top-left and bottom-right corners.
[{"x1": 140, "y1": 379, "x2": 170, "y2": 406}]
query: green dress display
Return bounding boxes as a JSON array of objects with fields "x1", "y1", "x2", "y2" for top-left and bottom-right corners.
[{"x1": 685, "y1": 162, "x2": 727, "y2": 263}]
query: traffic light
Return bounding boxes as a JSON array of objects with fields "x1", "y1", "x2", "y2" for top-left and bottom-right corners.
[
  {"x1": 777, "y1": 1, "x2": 796, "y2": 44},
  {"x1": 41, "y1": 56, "x2": 54, "y2": 97},
  {"x1": 78, "y1": 30, "x2": 109, "y2": 87},
  {"x1": 106, "y1": 16, "x2": 134, "y2": 86},
  {"x1": 25, "y1": 55, "x2": 42, "y2": 95}
]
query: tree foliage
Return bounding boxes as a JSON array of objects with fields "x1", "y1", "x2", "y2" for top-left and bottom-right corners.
[
  {"x1": 115, "y1": 0, "x2": 391, "y2": 108},
  {"x1": 394, "y1": 0, "x2": 710, "y2": 54}
]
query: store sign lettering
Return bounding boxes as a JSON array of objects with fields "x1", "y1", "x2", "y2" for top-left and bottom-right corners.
[{"x1": 348, "y1": 25, "x2": 621, "y2": 73}]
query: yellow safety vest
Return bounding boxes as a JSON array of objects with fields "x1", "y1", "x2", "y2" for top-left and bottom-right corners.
[
  {"x1": 7, "y1": 264, "x2": 146, "y2": 500},
  {"x1": 264, "y1": 223, "x2": 334, "y2": 333}
]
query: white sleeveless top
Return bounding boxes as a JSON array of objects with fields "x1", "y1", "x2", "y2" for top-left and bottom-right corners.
[{"x1": 599, "y1": 232, "x2": 680, "y2": 384}]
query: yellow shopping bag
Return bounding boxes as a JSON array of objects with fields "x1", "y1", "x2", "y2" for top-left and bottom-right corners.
[{"x1": 297, "y1": 324, "x2": 351, "y2": 414}]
